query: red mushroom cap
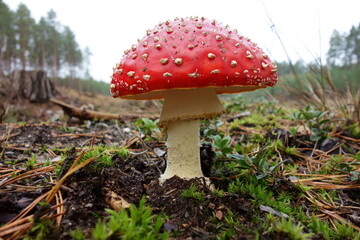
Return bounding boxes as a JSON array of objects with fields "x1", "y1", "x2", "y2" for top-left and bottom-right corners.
[{"x1": 110, "y1": 17, "x2": 278, "y2": 100}]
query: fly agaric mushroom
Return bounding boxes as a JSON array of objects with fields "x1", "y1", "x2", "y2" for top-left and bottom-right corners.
[{"x1": 110, "y1": 17, "x2": 278, "y2": 181}]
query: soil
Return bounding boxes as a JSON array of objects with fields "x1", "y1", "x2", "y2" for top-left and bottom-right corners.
[
  {"x1": 0, "y1": 120, "x2": 255, "y2": 239},
  {"x1": 1, "y1": 88, "x2": 359, "y2": 239}
]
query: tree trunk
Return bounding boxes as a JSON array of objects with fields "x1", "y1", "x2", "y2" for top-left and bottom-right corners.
[
  {"x1": 20, "y1": 36, "x2": 26, "y2": 71},
  {"x1": 12, "y1": 70, "x2": 56, "y2": 102},
  {"x1": 51, "y1": 41, "x2": 58, "y2": 85},
  {"x1": 41, "y1": 37, "x2": 46, "y2": 71},
  {"x1": 0, "y1": 77, "x2": 14, "y2": 122},
  {"x1": 0, "y1": 37, "x2": 3, "y2": 78},
  {"x1": 5, "y1": 40, "x2": 12, "y2": 75}
]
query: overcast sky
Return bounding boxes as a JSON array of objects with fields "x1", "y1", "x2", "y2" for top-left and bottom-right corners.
[{"x1": 6, "y1": 0, "x2": 360, "y2": 82}]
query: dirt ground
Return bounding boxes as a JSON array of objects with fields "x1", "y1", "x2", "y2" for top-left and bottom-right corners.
[
  {"x1": 0, "y1": 85, "x2": 359, "y2": 239},
  {"x1": 1, "y1": 117, "x2": 359, "y2": 239},
  {"x1": 0, "y1": 120, "x2": 255, "y2": 239}
]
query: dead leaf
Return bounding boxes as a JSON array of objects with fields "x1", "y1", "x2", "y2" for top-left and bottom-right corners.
[
  {"x1": 154, "y1": 147, "x2": 166, "y2": 157},
  {"x1": 104, "y1": 188, "x2": 131, "y2": 211},
  {"x1": 215, "y1": 210, "x2": 223, "y2": 221}
]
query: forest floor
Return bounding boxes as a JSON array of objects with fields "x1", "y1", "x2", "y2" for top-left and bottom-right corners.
[{"x1": 0, "y1": 87, "x2": 360, "y2": 239}]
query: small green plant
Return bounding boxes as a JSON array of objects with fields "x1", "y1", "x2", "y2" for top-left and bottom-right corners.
[
  {"x1": 91, "y1": 197, "x2": 167, "y2": 240},
  {"x1": 228, "y1": 178, "x2": 292, "y2": 215},
  {"x1": 235, "y1": 142, "x2": 259, "y2": 155},
  {"x1": 24, "y1": 218, "x2": 56, "y2": 240},
  {"x1": 201, "y1": 118, "x2": 224, "y2": 138},
  {"x1": 70, "y1": 227, "x2": 85, "y2": 240},
  {"x1": 181, "y1": 184, "x2": 206, "y2": 202},
  {"x1": 328, "y1": 155, "x2": 350, "y2": 171},
  {"x1": 81, "y1": 148, "x2": 113, "y2": 170},
  {"x1": 213, "y1": 188, "x2": 225, "y2": 197},
  {"x1": 224, "y1": 94, "x2": 247, "y2": 113},
  {"x1": 293, "y1": 206, "x2": 308, "y2": 223},
  {"x1": 333, "y1": 220, "x2": 360, "y2": 240},
  {"x1": 41, "y1": 157, "x2": 52, "y2": 167},
  {"x1": 59, "y1": 126, "x2": 75, "y2": 133},
  {"x1": 308, "y1": 217, "x2": 332, "y2": 240},
  {"x1": 350, "y1": 152, "x2": 360, "y2": 161},
  {"x1": 322, "y1": 154, "x2": 360, "y2": 173},
  {"x1": 135, "y1": 118, "x2": 160, "y2": 140},
  {"x1": 212, "y1": 135, "x2": 233, "y2": 157},
  {"x1": 256, "y1": 99, "x2": 285, "y2": 116},
  {"x1": 26, "y1": 154, "x2": 38, "y2": 169},
  {"x1": 215, "y1": 210, "x2": 241, "y2": 239},
  {"x1": 265, "y1": 215, "x2": 313, "y2": 240},
  {"x1": 231, "y1": 113, "x2": 279, "y2": 129},
  {"x1": 345, "y1": 122, "x2": 360, "y2": 138},
  {"x1": 350, "y1": 171, "x2": 360, "y2": 181},
  {"x1": 284, "y1": 146, "x2": 299, "y2": 155},
  {"x1": 228, "y1": 147, "x2": 283, "y2": 180},
  {"x1": 288, "y1": 106, "x2": 333, "y2": 141},
  {"x1": 93, "y1": 154, "x2": 113, "y2": 169},
  {"x1": 117, "y1": 146, "x2": 130, "y2": 158}
]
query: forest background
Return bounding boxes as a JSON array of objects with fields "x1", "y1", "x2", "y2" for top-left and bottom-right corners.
[{"x1": 0, "y1": 1, "x2": 359, "y2": 96}]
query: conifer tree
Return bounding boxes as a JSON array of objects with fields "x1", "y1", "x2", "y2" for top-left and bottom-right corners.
[
  {"x1": 0, "y1": 0, "x2": 14, "y2": 76},
  {"x1": 14, "y1": 3, "x2": 35, "y2": 70}
]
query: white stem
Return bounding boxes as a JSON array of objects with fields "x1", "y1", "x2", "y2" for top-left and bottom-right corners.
[
  {"x1": 160, "y1": 119, "x2": 203, "y2": 180},
  {"x1": 158, "y1": 88, "x2": 225, "y2": 182},
  {"x1": 158, "y1": 88, "x2": 225, "y2": 128}
]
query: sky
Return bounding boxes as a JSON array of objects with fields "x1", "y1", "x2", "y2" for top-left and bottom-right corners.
[{"x1": 6, "y1": 0, "x2": 360, "y2": 82}]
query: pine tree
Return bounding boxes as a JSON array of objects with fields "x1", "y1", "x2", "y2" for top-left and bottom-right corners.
[
  {"x1": 351, "y1": 24, "x2": 360, "y2": 64},
  {"x1": 345, "y1": 26, "x2": 357, "y2": 65},
  {"x1": 327, "y1": 30, "x2": 345, "y2": 67},
  {"x1": 0, "y1": 0, "x2": 14, "y2": 77},
  {"x1": 327, "y1": 24, "x2": 360, "y2": 67},
  {"x1": 62, "y1": 26, "x2": 82, "y2": 88},
  {"x1": 39, "y1": 17, "x2": 49, "y2": 71},
  {"x1": 14, "y1": 3, "x2": 35, "y2": 71},
  {"x1": 45, "y1": 9, "x2": 61, "y2": 83},
  {"x1": 82, "y1": 47, "x2": 92, "y2": 92},
  {"x1": 1, "y1": 1, "x2": 91, "y2": 88}
]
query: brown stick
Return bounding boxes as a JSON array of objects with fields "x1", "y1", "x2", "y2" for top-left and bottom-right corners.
[{"x1": 49, "y1": 98, "x2": 158, "y2": 121}]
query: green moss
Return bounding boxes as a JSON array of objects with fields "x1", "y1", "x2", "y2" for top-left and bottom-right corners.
[
  {"x1": 91, "y1": 197, "x2": 168, "y2": 240},
  {"x1": 231, "y1": 113, "x2": 280, "y2": 129},
  {"x1": 228, "y1": 178, "x2": 293, "y2": 216},
  {"x1": 181, "y1": 184, "x2": 206, "y2": 202},
  {"x1": 265, "y1": 215, "x2": 313, "y2": 240}
]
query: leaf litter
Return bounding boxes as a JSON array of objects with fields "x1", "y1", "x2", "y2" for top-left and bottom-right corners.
[{"x1": 0, "y1": 105, "x2": 359, "y2": 239}]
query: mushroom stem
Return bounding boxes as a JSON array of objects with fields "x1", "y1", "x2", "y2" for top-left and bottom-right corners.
[
  {"x1": 159, "y1": 88, "x2": 225, "y2": 181},
  {"x1": 161, "y1": 119, "x2": 203, "y2": 180},
  {"x1": 159, "y1": 88, "x2": 225, "y2": 128}
]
